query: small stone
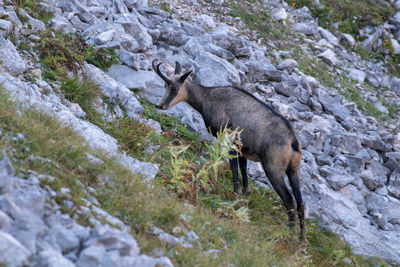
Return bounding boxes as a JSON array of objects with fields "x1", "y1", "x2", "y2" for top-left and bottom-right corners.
[
  {"x1": 271, "y1": 8, "x2": 287, "y2": 21},
  {"x1": 95, "y1": 30, "x2": 116, "y2": 45},
  {"x1": 341, "y1": 33, "x2": 355, "y2": 47},
  {"x1": 0, "y1": 37, "x2": 26, "y2": 75},
  {"x1": 348, "y1": 68, "x2": 366, "y2": 84},
  {"x1": 318, "y1": 49, "x2": 340, "y2": 66},
  {"x1": 35, "y1": 249, "x2": 75, "y2": 267},
  {"x1": 197, "y1": 14, "x2": 216, "y2": 29},
  {"x1": 0, "y1": 231, "x2": 31, "y2": 267},
  {"x1": 277, "y1": 59, "x2": 298, "y2": 71}
]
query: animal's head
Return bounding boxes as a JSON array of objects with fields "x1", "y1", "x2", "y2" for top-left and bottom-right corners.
[{"x1": 152, "y1": 59, "x2": 192, "y2": 110}]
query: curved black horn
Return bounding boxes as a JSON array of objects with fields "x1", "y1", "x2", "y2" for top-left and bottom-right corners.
[
  {"x1": 179, "y1": 69, "x2": 193, "y2": 83},
  {"x1": 152, "y1": 59, "x2": 171, "y2": 84},
  {"x1": 174, "y1": 61, "x2": 182, "y2": 75}
]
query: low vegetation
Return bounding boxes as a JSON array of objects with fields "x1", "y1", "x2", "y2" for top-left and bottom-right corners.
[
  {"x1": 287, "y1": 0, "x2": 394, "y2": 37},
  {"x1": 228, "y1": 0, "x2": 398, "y2": 120},
  {"x1": 0, "y1": 87, "x2": 380, "y2": 266},
  {"x1": 2, "y1": 0, "x2": 392, "y2": 265}
]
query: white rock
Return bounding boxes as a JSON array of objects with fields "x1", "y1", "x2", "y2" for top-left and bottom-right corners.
[
  {"x1": 390, "y1": 38, "x2": 400, "y2": 54},
  {"x1": 118, "y1": 153, "x2": 159, "y2": 180},
  {"x1": 194, "y1": 51, "x2": 241, "y2": 86},
  {"x1": 49, "y1": 15, "x2": 74, "y2": 34},
  {"x1": 277, "y1": 58, "x2": 298, "y2": 71},
  {"x1": 271, "y1": 8, "x2": 287, "y2": 21},
  {"x1": 318, "y1": 27, "x2": 339, "y2": 46},
  {"x1": 341, "y1": 33, "x2": 355, "y2": 47},
  {"x1": 85, "y1": 225, "x2": 140, "y2": 257},
  {"x1": 348, "y1": 68, "x2": 366, "y2": 84},
  {"x1": 35, "y1": 249, "x2": 75, "y2": 267},
  {"x1": 0, "y1": 37, "x2": 26, "y2": 75},
  {"x1": 107, "y1": 64, "x2": 164, "y2": 95},
  {"x1": 0, "y1": 19, "x2": 13, "y2": 37},
  {"x1": 114, "y1": 13, "x2": 152, "y2": 51},
  {"x1": 76, "y1": 245, "x2": 106, "y2": 267},
  {"x1": 47, "y1": 224, "x2": 80, "y2": 253},
  {"x1": 0, "y1": 210, "x2": 10, "y2": 230},
  {"x1": 318, "y1": 49, "x2": 340, "y2": 66},
  {"x1": 84, "y1": 63, "x2": 144, "y2": 119},
  {"x1": 0, "y1": 231, "x2": 31, "y2": 267},
  {"x1": 197, "y1": 14, "x2": 216, "y2": 29},
  {"x1": 123, "y1": 255, "x2": 174, "y2": 267},
  {"x1": 292, "y1": 22, "x2": 318, "y2": 35},
  {"x1": 95, "y1": 30, "x2": 116, "y2": 45},
  {"x1": 68, "y1": 103, "x2": 86, "y2": 118}
]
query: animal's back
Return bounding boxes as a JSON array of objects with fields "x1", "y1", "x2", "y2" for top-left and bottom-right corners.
[{"x1": 202, "y1": 87, "x2": 299, "y2": 160}]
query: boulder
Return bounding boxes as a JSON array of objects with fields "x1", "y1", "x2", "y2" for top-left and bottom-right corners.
[
  {"x1": 197, "y1": 14, "x2": 216, "y2": 29},
  {"x1": 292, "y1": 21, "x2": 318, "y2": 35},
  {"x1": 318, "y1": 27, "x2": 339, "y2": 46},
  {"x1": 0, "y1": 19, "x2": 13, "y2": 37},
  {"x1": 0, "y1": 37, "x2": 26, "y2": 76},
  {"x1": 245, "y1": 59, "x2": 282, "y2": 82},
  {"x1": 194, "y1": 51, "x2": 240, "y2": 86},
  {"x1": 114, "y1": 13, "x2": 152, "y2": 51},
  {"x1": 271, "y1": 8, "x2": 287, "y2": 21},
  {"x1": 35, "y1": 249, "x2": 75, "y2": 267},
  {"x1": 348, "y1": 68, "x2": 366, "y2": 84},
  {"x1": 389, "y1": 77, "x2": 400, "y2": 97},
  {"x1": 341, "y1": 33, "x2": 355, "y2": 47},
  {"x1": 318, "y1": 49, "x2": 340, "y2": 66},
  {"x1": 84, "y1": 63, "x2": 144, "y2": 119},
  {"x1": 85, "y1": 225, "x2": 140, "y2": 257},
  {"x1": 277, "y1": 59, "x2": 298, "y2": 72},
  {"x1": 325, "y1": 173, "x2": 355, "y2": 191},
  {"x1": 0, "y1": 231, "x2": 31, "y2": 267}
]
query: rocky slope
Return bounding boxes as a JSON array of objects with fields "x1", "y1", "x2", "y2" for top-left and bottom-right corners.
[{"x1": 0, "y1": 0, "x2": 400, "y2": 265}]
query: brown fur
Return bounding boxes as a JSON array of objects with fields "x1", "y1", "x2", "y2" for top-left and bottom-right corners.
[{"x1": 153, "y1": 60, "x2": 306, "y2": 240}]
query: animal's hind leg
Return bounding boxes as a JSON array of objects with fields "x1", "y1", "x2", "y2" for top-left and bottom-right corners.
[
  {"x1": 239, "y1": 156, "x2": 251, "y2": 195},
  {"x1": 287, "y1": 167, "x2": 305, "y2": 240},
  {"x1": 262, "y1": 161, "x2": 296, "y2": 228},
  {"x1": 229, "y1": 150, "x2": 241, "y2": 194}
]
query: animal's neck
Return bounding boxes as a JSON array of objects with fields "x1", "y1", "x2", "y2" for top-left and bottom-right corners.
[{"x1": 184, "y1": 81, "x2": 210, "y2": 114}]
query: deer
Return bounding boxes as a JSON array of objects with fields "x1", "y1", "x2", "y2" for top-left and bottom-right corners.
[{"x1": 152, "y1": 59, "x2": 305, "y2": 239}]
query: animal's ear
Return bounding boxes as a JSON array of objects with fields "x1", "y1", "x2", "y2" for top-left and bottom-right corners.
[
  {"x1": 174, "y1": 62, "x2": 182, "y2": 75},
  {"x1": 179, "y1": 69, "x2": 192, "y2": 83}
]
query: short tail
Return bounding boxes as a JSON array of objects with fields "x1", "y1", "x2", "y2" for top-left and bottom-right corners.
[{"x1": 291, "y1": 138, "x2": 301, "y2": 153}]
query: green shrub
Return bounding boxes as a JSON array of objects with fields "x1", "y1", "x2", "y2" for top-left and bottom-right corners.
[{"x1": 84, "y1": 45, "x2": 119, "y2": 71}]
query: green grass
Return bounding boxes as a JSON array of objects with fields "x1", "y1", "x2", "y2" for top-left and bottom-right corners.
[
  {"x1": 2, "y1": 1, "x2": 392, "y2": 265},
  {"x1": 14, "y1": 0, "x2": 54, "y2": 23},
  {"x1": 84, "y1": 45, "x2": 119, "y2": 71},
  {"x1": 60, "y1": 77, "x2": 101, "y2": 115},
  {"x1": 0, "y1": 86, "x2": 383, "y2": 266},
  {"x1": 287, "y1": 0, "x2": 394, "y2": 37},
  {"x1": 227, "y1": 0, "x2": 292, "y2": 50}
]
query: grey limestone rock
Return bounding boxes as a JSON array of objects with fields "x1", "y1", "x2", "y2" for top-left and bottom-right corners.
[
  {"x1": 271, "y1": 7, "x2": 287, "y2": 21},
  {"x1": 348, "y1": 68, "x2": 366, "y2": 84},
  {"x1": 318, "y1": 27, "x2": 339, "y2": 46},
  {"x1": 0, "y1": 231, "x2": 31, "y2": 267},
  {"x1": 317, "y1": 49, "x2": 340, "y2": 66},
  {"x1": 0, "y1": 19, "x2": 13, "y2": 37},
  {"x1": 292, "y1": 21, "x2": 318, "y2": 35},
  {"x1": 115, "y1": 13, "x2": 152, "y2": 51},
  {"x1": 35, "y1": 249, "x2": 75, "y2": 267},
  {"x1": 0, "y1": 37, "x2": 26, "y2": 76},
  {"x1": 194, "y1": 51, "x2": 240, "y2": 86},
  {"x1": 84, "y1": 63, "x2": 144, "y2": 119}
]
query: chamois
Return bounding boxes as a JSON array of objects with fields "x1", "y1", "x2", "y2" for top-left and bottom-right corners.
[{"x1": 152, "y1": 59, "x2": 305, "y2": 239}]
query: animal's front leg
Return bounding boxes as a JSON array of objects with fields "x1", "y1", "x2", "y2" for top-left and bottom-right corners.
[
  {"x1": 229, "y1": 151, "x2": 241, "y2": 194},
  {"x1": 239, "y1": 156, "x2": 251, "y2": 195}
]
